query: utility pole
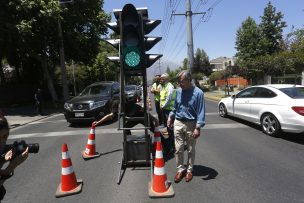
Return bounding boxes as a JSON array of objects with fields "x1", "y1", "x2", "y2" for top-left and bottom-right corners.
[{"x1": 172, "y1": 0, "x2": 204, "y2": 74}]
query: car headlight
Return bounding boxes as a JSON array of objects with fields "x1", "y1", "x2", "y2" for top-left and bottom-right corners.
[
  {"x1": 89, "y1": 101, "x2": 106, "y2": 110},
  {"x1": 64, "y1": 103, "x2": 73, "y2": 111}
]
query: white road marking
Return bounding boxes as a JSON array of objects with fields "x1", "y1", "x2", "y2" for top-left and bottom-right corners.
[
  {"x1": 206, "y1": 112, "x2": 219, "y2": 115},
  {"x1": 29, "y1": 119, "x2": 67, "y2": 124},
  {"x1": 9, "y1": 123, "x2": 249, "y2": 139},
  {"x1": 203, "y1": 123, "x2": 249, "y2": 129}
]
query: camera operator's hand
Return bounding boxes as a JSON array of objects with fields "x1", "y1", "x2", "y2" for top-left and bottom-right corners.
[
  {"x1": 10, "y1": 147, "x2": 29, "y2": 168},
  {"x1": 0, "y1": 148, "x2": 28, "y2": 177},
  {"x1": 4, "y1": 150, "x2": 13, "y2": 161}
]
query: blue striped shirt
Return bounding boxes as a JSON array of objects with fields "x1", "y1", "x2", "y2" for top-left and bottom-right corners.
[{"x1": 169, "y1": 86, "x2": 206, "y2": 128}]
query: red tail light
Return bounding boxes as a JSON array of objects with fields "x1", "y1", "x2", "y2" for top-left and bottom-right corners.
[{"x1": 291, "y1": 106, "x2": 304, "y2": 116}]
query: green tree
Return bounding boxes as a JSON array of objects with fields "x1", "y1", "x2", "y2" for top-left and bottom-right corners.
[
  {"x1": 0, "y1": 0, "x2": 109, "y2": 102},
  {"x1": 259, "y1": 1, "x2": 287, "y2": 55},
  {"x1": 285, "y1": 28, "x2": 304, "y2": 52},
  {"x1": 193, "y1": 48, "x2": 211, "y2": 76},
  {"x1": 182, "y1": 58, "x2": 188, "y2": 70},
  {"x1": 92, "y1": 41, "x2": 119, "y2": 81},
  {"x1": 235, "y1": 17, "x2": 261, "y2": 67},
  {"x1": 209, "y1": 71, "x2": 224, "y2": 85},
  {"x1": 165, "y1": 66, "x2": 171, "y2": 74}
]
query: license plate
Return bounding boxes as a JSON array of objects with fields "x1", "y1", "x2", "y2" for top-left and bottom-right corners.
[{"x1": 75, "y1": 113, "x2": 84, "y2": 117}]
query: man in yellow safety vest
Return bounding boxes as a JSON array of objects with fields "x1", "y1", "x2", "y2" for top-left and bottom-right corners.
[
  {"x1": 150, "y1": 75, "x2": 162, "y2": 125},
  {"x1": 159, "y1": 73, "x2": 176, "y2": 155}
]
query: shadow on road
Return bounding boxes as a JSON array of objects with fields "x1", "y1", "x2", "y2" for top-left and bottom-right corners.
[
  {"x1": 193, "y1": 165, "x2": 218, "y2": 180},
  {"x1": 227, "y1": 116, "x2": 261, "y2": 131},
  {"x1": 224, "y1": 116, "x2": 304, "y2": 145},
  {"x1": 101, "y1": 149, "x2": 122, "y2": 156},
  {"x1": 280, "y1": 132, "x2": 304, "y2": 145},
  {"x1": 68, "y1": 117, "x2": 118, "y2": 128}
]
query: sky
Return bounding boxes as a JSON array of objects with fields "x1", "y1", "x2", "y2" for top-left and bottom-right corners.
[{"x1": 103, "y1": 0, "x2": 304, "y2": 75}]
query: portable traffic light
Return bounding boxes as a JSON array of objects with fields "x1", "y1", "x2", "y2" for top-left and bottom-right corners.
[
  {"x1": 121, "y1": 4, "x2": 144, "y2": 71},
  {"x1": 104, "y1": 4, "x2": 164, "y2": 181}
]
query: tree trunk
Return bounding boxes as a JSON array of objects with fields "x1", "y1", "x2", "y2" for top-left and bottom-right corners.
[
  {"x1": 34, "y1": 53, "x2": 58, "y2": 103},
  {"x1": 41, "y1": 55, "x2": 58, "y2": 103}
]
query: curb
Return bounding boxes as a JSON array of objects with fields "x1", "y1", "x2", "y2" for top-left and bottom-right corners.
[{"x1": 9, "y1": 113, "x2": 60, "y2": 129}]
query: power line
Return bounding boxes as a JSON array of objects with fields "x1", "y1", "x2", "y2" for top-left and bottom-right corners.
[{"x1": 166, "y1": 0, "x2": 223, "y2": 63}]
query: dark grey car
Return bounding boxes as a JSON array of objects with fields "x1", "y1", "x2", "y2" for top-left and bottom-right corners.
[{"x1": 64, "y1": 81, "x2": 120, "y2": 124}]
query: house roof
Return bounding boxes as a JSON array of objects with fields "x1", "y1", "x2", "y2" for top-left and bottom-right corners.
[{"x1": 209, "y1": 57, "x2": 230, "y2": 64}]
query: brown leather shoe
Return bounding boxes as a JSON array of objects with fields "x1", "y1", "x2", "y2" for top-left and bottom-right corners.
[
  {"x1": 174, "y1": 171, "x2": 185, "y2": 183},
  {"x1": 185, "y1": 172, "x2": 193, "y2": 182}
]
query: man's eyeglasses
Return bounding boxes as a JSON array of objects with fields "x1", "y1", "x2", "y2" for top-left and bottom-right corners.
[{"x1": 177, "y1": 79, "x2": 186, "y2": 84}]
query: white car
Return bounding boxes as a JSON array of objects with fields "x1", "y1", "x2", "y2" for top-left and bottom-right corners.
[{"x1": 218, "y1": 84, "x2": 304, "y2": 137}]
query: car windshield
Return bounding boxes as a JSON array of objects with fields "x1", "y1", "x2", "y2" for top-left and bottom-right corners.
[
  {"x1": 80, "y1": 84, "x2": 111, "y2": 96},
  {"x1": 125, "y1": 85, "x2": 136, "y2": 91},
  {"x1": 279, "y1": 87, "x2": 304, "y2": 99}
]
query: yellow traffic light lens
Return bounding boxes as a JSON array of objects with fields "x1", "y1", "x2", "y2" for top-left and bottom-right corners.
[{"x1": 125, "y1": 51, "x2": 140, "y2": 67}]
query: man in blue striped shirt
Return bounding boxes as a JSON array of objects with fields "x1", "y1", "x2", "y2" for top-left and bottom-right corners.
[{"x1": 168, "y1": 70, "x2": 205, "y2": 183}]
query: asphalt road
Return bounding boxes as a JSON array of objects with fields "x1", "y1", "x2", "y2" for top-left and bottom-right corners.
[{"x1": 3, "y1": 99, "x2": 304, "y2": 202}]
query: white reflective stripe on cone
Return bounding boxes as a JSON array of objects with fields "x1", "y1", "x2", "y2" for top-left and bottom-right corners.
[
  {"x1": 87, "y1": 139, "x2": 95, "y2": 145},
  {"x1": 155, "y1": 150, "x2": 163, "y2": 158},
  {"x1": 62, "y1": 152, "x2": 70, "y2": 159},
  {"x1": 154, "y1": 166, "x2": 166, "y2": 176},
  {"x1": 62, "y1": 166, "x2": 74, "y2": 175},
  {"x1": 90, "y1": 129, "x2": 95, "y2": 134}
]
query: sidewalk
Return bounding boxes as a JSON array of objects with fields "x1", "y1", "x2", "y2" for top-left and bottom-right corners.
[
  {"x1": 204, "y1": 90, "x2": 238, "y2": 101},
  {"x1": 2, "y1": 105, "x2": 62, "y2": 129}
]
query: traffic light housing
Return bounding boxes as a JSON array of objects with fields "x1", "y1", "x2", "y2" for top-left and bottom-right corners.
[
  {"x1": 121, "y1": 4, "x2": 144, "y2": 72},
  {"x1": 106, "y1": 4, "x2": 162, "y2": 76}
]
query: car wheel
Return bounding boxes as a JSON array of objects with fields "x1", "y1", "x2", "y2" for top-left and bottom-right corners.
[
  {"x1": 219, "y1": 103, "x2": 228, "y2": 117},
  {"x1": 261, "y1": 113, "x2": 281, "y2": 137}
]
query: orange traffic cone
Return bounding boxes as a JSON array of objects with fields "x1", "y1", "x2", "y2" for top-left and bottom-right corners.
[
  {"x1": 149, "y1": 141, "x2": 174, "y2": 198},
  {"x1": 153, "y1": 127, "x2": 161, "y2": 152},
  {"x1": 82, "y1": 123, "x2": 101, "y2": 160},
  {"x1": 56, "y1": 143, "x2": 83, "y2": 198}
]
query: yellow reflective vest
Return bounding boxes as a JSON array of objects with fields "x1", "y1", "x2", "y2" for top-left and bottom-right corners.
[
  {"x1": 160, "y1": 82, "x2": 176, "y2": 110},
  {"x1": 151, "y1": 83, "x2": 161, "y2": 102}
]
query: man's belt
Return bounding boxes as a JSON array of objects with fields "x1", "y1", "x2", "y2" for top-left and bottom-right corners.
[
  {"x1": 176, "y1": 117, "x2": 188, "y2": 122},
  {"x1": 176, "y1": 117, "x2": 196, "y2": 122}
]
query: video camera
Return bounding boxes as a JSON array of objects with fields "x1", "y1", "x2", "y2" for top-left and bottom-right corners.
[{"x1": 4, "y1": 140, "x2": 39, "y2": 159}]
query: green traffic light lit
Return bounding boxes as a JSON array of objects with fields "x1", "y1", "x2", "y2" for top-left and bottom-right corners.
[{"x1": 123, "y1": 46, "x2": 141, "y2": 68}]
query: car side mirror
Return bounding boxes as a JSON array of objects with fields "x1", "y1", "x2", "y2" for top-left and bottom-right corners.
[{"x1": 231, "y1": 95, "x2": 235, "y2": 99}]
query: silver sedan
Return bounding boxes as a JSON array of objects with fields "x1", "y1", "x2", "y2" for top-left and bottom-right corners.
[{"x1": 218, "y1": 84, "x2": 304, "y2": 137}]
